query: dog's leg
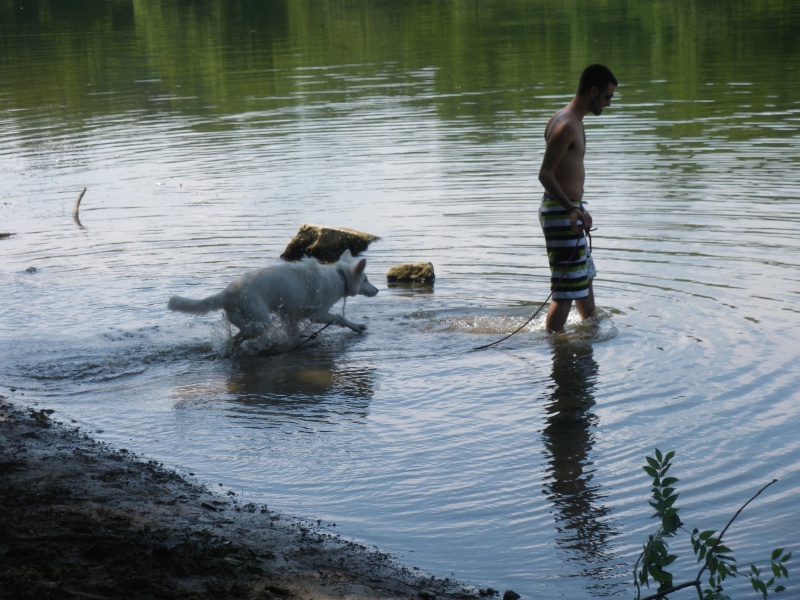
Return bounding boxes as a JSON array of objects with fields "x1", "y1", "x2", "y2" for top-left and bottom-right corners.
[
  {"x1": 226, "y1": 305, "x2": 269, "y2": 344},
  {"x1": 313, "y1": 312, "x2": 367, "y2": 334}
]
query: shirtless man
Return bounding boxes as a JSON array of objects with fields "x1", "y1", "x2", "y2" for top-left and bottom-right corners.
[{"x1": 538, "y1": 64, "x2": 617, "y2": 332}]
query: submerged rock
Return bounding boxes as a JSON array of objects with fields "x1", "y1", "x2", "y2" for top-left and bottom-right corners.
[
  {"x1": 386, "y1": 262, "x2": 435, "y2": 286},
  {"x1": 281, "y1": 224, "x2": 380, "y2": 262}
]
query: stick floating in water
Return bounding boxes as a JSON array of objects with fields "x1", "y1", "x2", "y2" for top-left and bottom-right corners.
[{"x1": 72, "y1": 187, "x2": 87, "y2": 229}]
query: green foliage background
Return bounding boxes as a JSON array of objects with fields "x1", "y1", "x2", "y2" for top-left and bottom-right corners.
[{"x1": 1, "y1": 0, "x2": 798, "y2": 129}]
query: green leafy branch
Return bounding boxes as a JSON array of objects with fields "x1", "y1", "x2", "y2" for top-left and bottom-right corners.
[
  {"x1": 635, "y1": 449, "x2": 682, "y2": 596},
  {"x1": 635, "y1": 449, "x2": 791, "y2": 600}
]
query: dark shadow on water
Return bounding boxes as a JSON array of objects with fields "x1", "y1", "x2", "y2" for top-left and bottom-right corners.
[
  {"x1": 215, "y1": 340, "x2": 377, "y2": 437},
  {"x1": 226, "y1": 349, "x2": 376, "y2": 405},
  {"x1": 541, "y1": 335, "x2": 620, "y2": 588},
  {"x1": 169, "y1": 318, "x2": 377, "y2": 427}
]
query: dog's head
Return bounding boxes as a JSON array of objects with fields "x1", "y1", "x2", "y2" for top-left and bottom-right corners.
[{"x1": 339, "y1": 249, "x2": 378, "y2": 297}]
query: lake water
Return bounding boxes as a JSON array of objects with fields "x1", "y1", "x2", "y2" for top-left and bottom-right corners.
[{"x1": 2, "y1": 1, "x2": 799, "y2": 597}]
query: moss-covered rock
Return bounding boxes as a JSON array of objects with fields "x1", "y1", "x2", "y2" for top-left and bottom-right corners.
[
  {"x1": 386, "y1": 262, "x2": 435, "y2": 286},
  {"x1": 281, "y1": 224, "x2": 380, "y2": 262}
]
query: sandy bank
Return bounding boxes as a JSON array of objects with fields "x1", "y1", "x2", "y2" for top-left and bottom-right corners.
[{"x1": 0, "y1": 397, "x2": 495, "y2": 600}]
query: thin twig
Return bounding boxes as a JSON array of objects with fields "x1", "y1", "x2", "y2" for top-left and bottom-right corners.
[
  {"x1": 634, "y1": 543, "x2": 645, "y2": 599},
  {"x1": 696, "y1": 478, "x2": 779, "y2": 581},
  {"x1": 640, "y1": 478, "x2": 780, "y2": 600},
  {"x1": 640, "y1": 579, "x2": 700, "y2": 600}
]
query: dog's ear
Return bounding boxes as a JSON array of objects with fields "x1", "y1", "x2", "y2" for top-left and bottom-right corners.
[
  {"x1": 341, "y1": 249, "x2": 353, "y2": 261},
  {"x1": 354, "y1": 258, "x2": 366, "y2": 275}
]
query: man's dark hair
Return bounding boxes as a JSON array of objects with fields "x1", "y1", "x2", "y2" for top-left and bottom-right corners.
[{"x1": 577, "y1": 64, "x2": 618, "y2": 95}]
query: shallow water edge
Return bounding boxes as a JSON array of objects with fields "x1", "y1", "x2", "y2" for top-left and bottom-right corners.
[{"x1": 0, "y1": 395, "x2": 494, "y2": 599}]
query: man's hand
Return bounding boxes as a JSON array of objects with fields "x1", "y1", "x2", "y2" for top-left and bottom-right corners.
[{"x1": 570, "y1": 208, "x2": 592, "y2": 235}]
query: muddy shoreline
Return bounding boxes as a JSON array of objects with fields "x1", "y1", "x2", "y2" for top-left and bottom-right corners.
[{"x1": 0, "y1": 397, "x2": 497, "y2": 599}]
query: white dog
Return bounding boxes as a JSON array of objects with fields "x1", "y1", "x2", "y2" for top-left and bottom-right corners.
[{"x1": 168, "y1": 249, "x2": 378, "y2": 342}]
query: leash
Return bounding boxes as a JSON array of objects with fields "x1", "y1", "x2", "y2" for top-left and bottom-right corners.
[
  {"x1": 472, "y1": 229, "x2": 591, "y2": 351},
  {"x1": 289, "y1": 320, "x2": 337, "y2": 352}
]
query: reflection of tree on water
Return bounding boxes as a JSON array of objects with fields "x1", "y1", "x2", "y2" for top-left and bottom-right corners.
[{"x1": 542, "y1": 338, "x2": 618, "y2": 585}]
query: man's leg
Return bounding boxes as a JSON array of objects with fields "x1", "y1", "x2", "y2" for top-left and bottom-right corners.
[
  {"x1": 575, "y1": 282, "x2": 596, "y2": 320},
  {"x1": 546, "y1": 298, "x2": 573, "y2": 332},
  {"x1": 547, "y1": 283, "x2": 594, "y2": 332}
]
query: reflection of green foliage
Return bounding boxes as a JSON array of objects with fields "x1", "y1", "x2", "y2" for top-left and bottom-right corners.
[
  {"x1": 636, "y1": 450, "x2": 792, "y2": 600},
  {"x1": 0, "y1": 0, "x2": 797, "y2": 131}
]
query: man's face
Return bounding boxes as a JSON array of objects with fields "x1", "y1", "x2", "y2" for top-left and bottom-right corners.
[{"x1": 591, "y1": 83, "x2": 616, "y2": 116}]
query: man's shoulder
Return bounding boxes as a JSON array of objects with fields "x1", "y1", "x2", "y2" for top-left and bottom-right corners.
[{"x1": 546, "y1": 110, "x2": 581, "y2": 141}]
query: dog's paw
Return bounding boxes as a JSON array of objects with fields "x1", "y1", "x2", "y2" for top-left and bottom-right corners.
[{"x1": 352, "y1": 323, "x2": 368, "y2": 334}]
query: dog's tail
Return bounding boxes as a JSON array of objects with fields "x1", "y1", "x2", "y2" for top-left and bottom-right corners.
[{"x1": 167, "y1": 292, "x2": 225, "y2": 315}]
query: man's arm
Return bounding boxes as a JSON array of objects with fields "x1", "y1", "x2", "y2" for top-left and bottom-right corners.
[
  {"x1": 538, "y1": 120, "x2": 590, "y2": 235},
  {"x1": 538, "y1": 120, "x2": 576, "y2": 210}
]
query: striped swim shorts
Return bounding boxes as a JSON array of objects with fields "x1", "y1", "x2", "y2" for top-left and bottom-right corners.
[{"x1": 538, "y1": 193, "x2": 595, "y2": 300}]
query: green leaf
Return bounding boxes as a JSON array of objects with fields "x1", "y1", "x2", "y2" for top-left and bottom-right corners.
[
  {"x1": 664, "y1": 450, "x2": 675, "y2": 463},
  {"x1": 662, "y1": 511, "x2": 682, "y2": 533},
  {"x1": 648, "y1": 564, "x2": 665, "y2": 582},
  {"x1": 662, "y1": 476, "x2": 679, "y2": 487},
  {"x1": 644, "y1": 465, "x2": 658, "y2": 478},
  {"x1": 699, "y1": 530, "x2": 716, "y2": 541},
  {"x1": 655, "y1": 448, "x2": 663, "y2": 462},
  {"x1": 663, "y1": 494, "x2": 679, "y2": 509},
  {"x1": 780, "y1": 551, "x2": 792, "y2": 562},
  {"x1": 772, "y1": 547, "x2": 785, "y2": 561}
]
